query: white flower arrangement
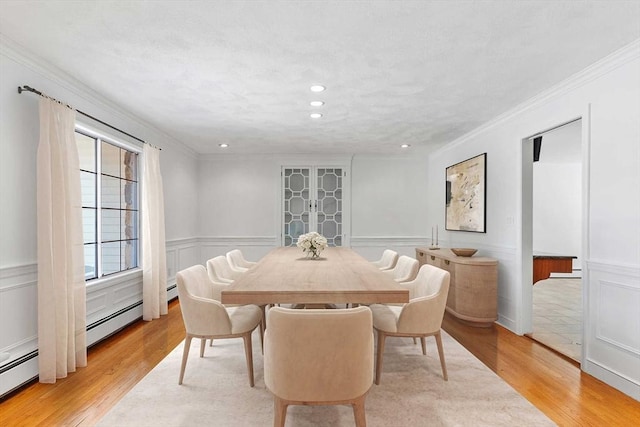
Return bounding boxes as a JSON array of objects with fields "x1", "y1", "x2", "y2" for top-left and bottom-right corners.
[{"x1": 296, "y1": 232, "x2": 328, "y2": 258}]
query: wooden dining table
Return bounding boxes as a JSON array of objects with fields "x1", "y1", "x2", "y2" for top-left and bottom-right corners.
[{"x1": 220, "y1": 247, "x2": 409, "y2": 306}]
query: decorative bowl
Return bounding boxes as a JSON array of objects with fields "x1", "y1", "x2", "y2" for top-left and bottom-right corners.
[{"x1": 451, "y1": 248, "x2": 477, "y2": 257}]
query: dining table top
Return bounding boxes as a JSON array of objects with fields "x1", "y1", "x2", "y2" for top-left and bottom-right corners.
[{"x1": 220, "y1": 246, "x2": 409, "y2": 306}]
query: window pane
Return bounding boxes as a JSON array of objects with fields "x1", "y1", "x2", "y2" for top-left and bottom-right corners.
[
  {"x1": 101, "y1": 209, "x2": 120, "y2": 242},
  {"x1": 80, "y1": 132, "x2": 140, "y2": 281},
  {"x1": 123, "y1": 210, "x2": 138, "y2": 240},
  {"x1": 101, "y1": 175, "x2": 121, "y2": 208},
  {"x1": 84, "y1": 243, "x2": 97, "y2": 280},
  {"x1": 123, "y1": 151, "x2": 138, "y2": 182},
  {"x1": 80, "y1": 171, "x2": 96, "y2": 208},
  {"x1": 76, "y1": 133, "x2": 96, "y2": 172},
  {"x1": 102, "y1": 242, "x2": 121, "y2": 275},
  {"x1": 122, "y1": 240, "x2": 138, "y2": 270},
  {"x1": 122, "y1": 180, "x2": 137, "y2": 210},
  {"x1": 102, "y1": 142, "x2": 121, "y2": 177},
  {"x1": 82, "y1": 208, "x2": 96, "y2": 243}
]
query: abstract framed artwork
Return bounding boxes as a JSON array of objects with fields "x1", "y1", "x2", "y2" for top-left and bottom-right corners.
[{"x1": 445, "y1": 153, "x2": 486, "y2": 233}]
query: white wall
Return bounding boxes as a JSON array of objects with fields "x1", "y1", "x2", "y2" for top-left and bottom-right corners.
[
  {"x1": 197, "y1": 154, "x2": 281, "y2": 263},
  {"x1": 532, "y1": 120, "x2": 582, "y2": 270},
  {"x1": 426, "y1": 41, "x2": 640, "y2": 399},
  {"x1": 0, "y1": 40, "x2": 199, "y2": 396},
  {"x1": 350, "y1": 154, "x2": 430, "y2": 260},
  {"x1": 195, "y1": 153, "x2": 430, "y2": 263},
  {"x1": 533, "y1": 163, "x2": 582, "y2": 268}
]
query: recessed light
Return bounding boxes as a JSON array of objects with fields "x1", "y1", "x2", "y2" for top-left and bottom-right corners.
[
  {"x1": 310, "y1": 113, "x2": 323, "y2": 119},
  {"x1": 310, "y1": 101, "x2": 325, "y2": 107},
  {"x1": 400, "y1": 144, "x2": 411, "y2": 148},
  {"x1": 310, "y1": 85, "x2": 325, "y2": 92},
  {"x1": 219, "y1": 143, "x2": 229, "y2": 148}
]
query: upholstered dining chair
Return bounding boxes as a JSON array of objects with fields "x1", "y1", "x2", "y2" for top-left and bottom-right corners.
[
  {"x1": 264, "y1": 306, "x2": 374, "y2": 427},
  {"x1": 370, "y1": 249, "x2": 398, "y2": 271},
  {"x1": 176, "y1": 265, "x2": 262, "y2": 387},
  {"x1": 226, "y1": 249, "x2": 258, "y2": 273},
  {"x1": 207, "y1": 255, "x2": 243, "y2": 283},
  {"x1": 382, "y1": 255, "x2": 419, "y2": 283},
  {"x1": 370, "y1": 264, "x2": 450, "y2": 385}
]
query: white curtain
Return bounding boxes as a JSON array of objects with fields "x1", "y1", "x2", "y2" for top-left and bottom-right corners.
[
  {"x1": 142, "y1": 144, "x2": 168, "y2": 321},
  {"x1": 37, "y1": 98, "x2": 87, "y2": 383}
]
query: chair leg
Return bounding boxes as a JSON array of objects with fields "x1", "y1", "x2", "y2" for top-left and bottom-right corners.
[
  {"x1": 200, "y1": 338, "x2": 206, "y2": 357},
  {"x1": 259, "y1": 316, "x2": 265, "y2": 355},
  {"x1": 435, "y1": 331, "x2": 448, "y2": 381},
  {"x1": 273, "y1": 396, "x2": 288, "y2": 427},
  {"x1": 412, "y1": 337, "x2": 417, "y2": 345},
  {"x1": 209, "y1": 338, "x2": 213, "y2": 347},
  {"x1": 243, "y1": 332, "x2": 255, "y2": 387},
  {"x1": 178, "y1": 335, "x2": 192, "y2": 385},
  {"x1": 375, "y1": 331, "x2": 386, "y2": 385},
  {"x1": 420, "y1": 336, "x2": 427, "y2": 355},
  {"x1": 352, "y1": 394, "x2": 367, "y2": 427}
]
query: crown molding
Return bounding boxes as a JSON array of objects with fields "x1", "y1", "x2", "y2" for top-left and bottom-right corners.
[
  {"x1": 0, "y1": 34, "x2": 197, "y2": 159},
  {"x1": 433, "y1": 38, "x2": 640, "y2": 155}
]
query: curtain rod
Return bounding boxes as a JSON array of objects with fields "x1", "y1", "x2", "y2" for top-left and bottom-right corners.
[{"x1": 18, "y1": 85, "x2": 161, "y2": 150}]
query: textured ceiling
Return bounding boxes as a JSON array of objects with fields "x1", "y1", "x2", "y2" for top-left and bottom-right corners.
[{"x1": 1, "y1": 1, "x2": 639, "y2": 155}]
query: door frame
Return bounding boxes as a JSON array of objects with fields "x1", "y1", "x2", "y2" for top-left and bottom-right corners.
[{"x1": 518, "y1": 106, "x2": 591, "y2": 366}]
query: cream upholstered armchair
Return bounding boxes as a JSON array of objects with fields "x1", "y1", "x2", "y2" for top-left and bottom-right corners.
[
  {"x1": 264, "y1": 306, "x2": 374, "y2": 427},
  {"x1": 370, "y1": 264, "x2": 450, "y2": 385},
  {"x1": 206, "y1": 255, "x2": 243, "y2": 283},
  {"x1": 176, "y1": 265, "x2": 262, "y2": 387},
  {"x1": 382, "y1": 255, "x2": 419, "y2": 283},
  {"x1": 370, "y1": 249, "x2": 398, "y2": 271},
  {"x1": 226, "y1": 249, "x2": 258, "y2": 273}
]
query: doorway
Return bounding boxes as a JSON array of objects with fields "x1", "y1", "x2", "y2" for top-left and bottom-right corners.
[
  {"x1": 522, "y1": 118, "x2": 584, "y2": 363},
  {"x1": 281, "y1": 166, "x2": 349, "y2": 247}
]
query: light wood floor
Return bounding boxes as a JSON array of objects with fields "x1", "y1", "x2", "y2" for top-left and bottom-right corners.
[{"x1": 1, "y1": 300, "x2": 639, "y2": 426}]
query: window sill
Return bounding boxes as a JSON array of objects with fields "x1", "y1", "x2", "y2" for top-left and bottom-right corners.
[{"x1": 86, "y1": 268, "x2": 143, "y2": 290}]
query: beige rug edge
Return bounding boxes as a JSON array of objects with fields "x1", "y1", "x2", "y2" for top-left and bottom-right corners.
[{"x1": 97, "y1": 330, "x2": 556, "y2": 426}]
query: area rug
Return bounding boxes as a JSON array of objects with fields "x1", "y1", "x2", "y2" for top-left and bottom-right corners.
[{"x1": 97, "y1": 330, "x2": 555, "y2": 426}]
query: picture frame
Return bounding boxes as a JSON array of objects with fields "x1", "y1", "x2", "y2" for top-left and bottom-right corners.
[{"x1": 445, "y1": 153, "x2": 486, "y2": 233}]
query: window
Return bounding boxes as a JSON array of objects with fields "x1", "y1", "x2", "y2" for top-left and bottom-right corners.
[{"x1": 76, "y1": 129, "x2": 139, "y2": 280}]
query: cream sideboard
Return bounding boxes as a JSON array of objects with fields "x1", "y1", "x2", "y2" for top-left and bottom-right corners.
[{"x1": 415, "y1": 247, "x2": 498, "y2": 328}]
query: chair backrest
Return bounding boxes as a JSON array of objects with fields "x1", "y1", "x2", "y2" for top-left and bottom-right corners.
[
  {"x1": 227, "y1": 249, "x2": 257, "y2": 268},
  {"x1": 396, "y1": 264, "x2": 450, "y2": 334},
  {"x1": 207, "y1": 255, "x2": 243, "y2": 281},
  {"x1": 386, "y1": 255, "x2": 419, "y2": 282},
  {"x1": 374, "y1": 249, "x2": 398, "y2": 270},
  {"x1": 264, "y1": 306, "x2": 373, "y2": 402},
  {"x1": 226, "y1": 249, "x2": 249, "y2": 272},
  {"x1": 176, "y1": 265, "x2": 232, "y2": 336}
]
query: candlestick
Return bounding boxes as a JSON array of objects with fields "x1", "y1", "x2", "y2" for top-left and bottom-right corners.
[{"x1": 429, "y1": 225, "x2": 440, "y2": 249}]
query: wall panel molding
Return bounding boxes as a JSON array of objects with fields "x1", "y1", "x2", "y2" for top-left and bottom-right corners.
[
  {"x1": 0, "y1": 263, "x2": 37, "y2": 288},
  {"x1": 199, "y1": 236, "x2": 278, "y2": 246},
  {"x1": 595, "y1": 279, "x2": 640, "y2": 356},
  {"x1": 587, "y1": 259, "x2": 640, "y2": 278},
  {"x1": 350, "y1": 236, "x2": 429, "y2": 247}
]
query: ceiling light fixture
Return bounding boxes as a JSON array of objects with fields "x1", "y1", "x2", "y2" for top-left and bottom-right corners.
[
  {"x1": 400, "y1": 144, "x2": 411, "y2": 148},
  {"x1": 310, "y1": 113, "x2": 323, "y2": 119},
  {"x1": 310, "y1": 85, "x2": 325, "y2": 92},
  {"x1": 219, "y1": 143, "x2": 229, "y2": 148},
  {"x1": 310, "y1": 101, "x2": 325, "y2": 107}
]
